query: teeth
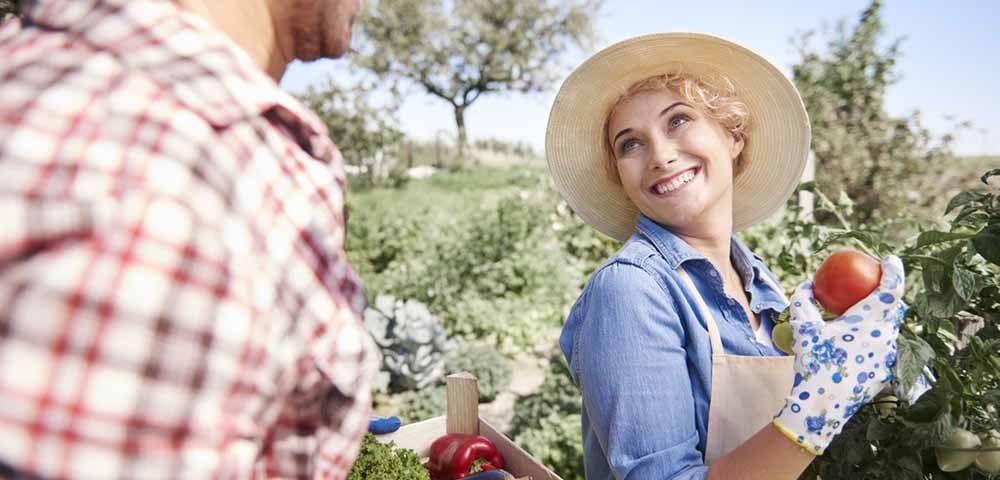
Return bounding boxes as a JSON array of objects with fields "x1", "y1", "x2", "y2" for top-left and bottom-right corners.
[{"x1": 655, "y1": 170, "x2": 696, "y2": 194}]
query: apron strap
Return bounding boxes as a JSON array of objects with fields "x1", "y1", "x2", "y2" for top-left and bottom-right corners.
[{"x1": 677, "y1": 267, "x2": 725, "y2": 356}]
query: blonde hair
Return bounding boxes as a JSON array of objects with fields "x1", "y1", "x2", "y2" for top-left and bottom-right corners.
[{"x1": 603, "y1": 72, "x2": 751, "y2": 184}]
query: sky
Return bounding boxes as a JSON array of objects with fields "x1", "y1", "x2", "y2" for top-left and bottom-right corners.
[{"x1": 279, "y1": 1, "x2": 999, "y2": 157}]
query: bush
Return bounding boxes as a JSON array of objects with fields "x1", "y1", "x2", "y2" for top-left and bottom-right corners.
[
  {"x1": 446, "y1": 296, "x2": 563, "y2": 355},
  {"x1": 443, "y1": 342, "x2": 512, "y2": 403},
  {"x1": 395, "y1": 385, "x2": 447, "y2": 424},
  {"x1": 514, "y1": 412, "x2": 584, "y2": 480},
  {"x1": 550, "y1": 198, "x2": 620, "y2": 282},
  {"x1": 511, "y1": 357, "x2": 584, "y2": 480},
  {"x1": 348, "y1": 168, "x2": 579, "y2": 354}
]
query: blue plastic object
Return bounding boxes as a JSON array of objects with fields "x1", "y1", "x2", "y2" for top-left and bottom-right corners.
[{"x1": 368, "y1": 415, "x2": 402, "y2": 434}]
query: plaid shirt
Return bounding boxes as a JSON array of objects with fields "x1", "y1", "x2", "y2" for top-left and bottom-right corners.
[{"x1": 0, "y1": 1, "x2": 376, "y2": 478}]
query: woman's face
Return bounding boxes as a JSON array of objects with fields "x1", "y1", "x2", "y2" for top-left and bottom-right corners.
[{"x1": 607, "y1": 89, "x2": 744, "y2": 233}]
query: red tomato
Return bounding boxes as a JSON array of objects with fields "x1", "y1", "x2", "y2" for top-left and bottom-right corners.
[{"x1": 813, "y1": 249, "x2": 882, "y2": 316}]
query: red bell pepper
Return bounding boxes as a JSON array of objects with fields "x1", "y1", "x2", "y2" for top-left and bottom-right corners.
[{"x1": 426, "y1": 434, "x2": 505, "y2": 480}]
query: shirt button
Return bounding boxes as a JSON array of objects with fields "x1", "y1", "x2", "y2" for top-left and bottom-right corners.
[{"x1": 710, "y1": 270, "x2": 719, "y2": 278}]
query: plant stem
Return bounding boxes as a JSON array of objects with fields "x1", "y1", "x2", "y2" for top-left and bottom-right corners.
[{"x1": 899, "y1": 254, "x2": 949, "y2": 266}]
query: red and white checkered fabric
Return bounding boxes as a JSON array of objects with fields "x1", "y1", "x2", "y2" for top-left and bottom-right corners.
[{"x1": 0, "y1": 1, "x2": 377, "y2": 478}]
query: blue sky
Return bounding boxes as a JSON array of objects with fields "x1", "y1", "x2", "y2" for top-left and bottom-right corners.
[{"x1": 280, "y1": 1, "x2": 999, "y2": 156}]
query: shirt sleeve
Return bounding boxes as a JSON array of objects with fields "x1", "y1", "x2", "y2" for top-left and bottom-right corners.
[
  {"x1": 265, "y1": 345, "x2": 376, "y2": 479},
  {"x1": 258, "y1": 229, "x2": 378, "y2": 479},
  {"x1": 570, "y1": 261, "x2": 709, "y2": 480}
]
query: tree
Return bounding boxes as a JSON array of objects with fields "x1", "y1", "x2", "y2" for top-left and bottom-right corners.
[
  {"x1": 299, "y1": 79, "x2": 405, "y2": 188},
  {"x1": 353, "y1": 0, "x2": 601, "y2": 167},
  {"x1": 792, "y1": 0, "x2": 963, "y2": 225}
]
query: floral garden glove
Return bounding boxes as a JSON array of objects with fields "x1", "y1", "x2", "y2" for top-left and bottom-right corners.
[{"x1": 772, "y1": 256, "x2": 906, "y2": 455}]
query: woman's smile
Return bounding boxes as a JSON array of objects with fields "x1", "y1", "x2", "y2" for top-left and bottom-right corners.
[{"x1": 648, "y1": 166, "x2": 701, "y2": 197}]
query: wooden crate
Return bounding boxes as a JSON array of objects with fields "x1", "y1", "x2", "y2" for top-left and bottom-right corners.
[{"x1": 375, "y1": 373, "x2": 562, "y2": 480}]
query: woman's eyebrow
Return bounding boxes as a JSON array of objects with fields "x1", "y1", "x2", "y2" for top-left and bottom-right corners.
[
  {"x1": 659, "y1": 101, "x2": 691, "y2": 118},
  {"x1": 612, "y1": 101, "x2": 693, "y2": 144},
  {"x1": 612, "y1": 127, "x2": 633, "y2": 145}
]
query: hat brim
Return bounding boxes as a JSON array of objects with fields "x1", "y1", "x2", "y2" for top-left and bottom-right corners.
[{"x1": 546, "y1": 32, "x2": 811, "y2": 242}]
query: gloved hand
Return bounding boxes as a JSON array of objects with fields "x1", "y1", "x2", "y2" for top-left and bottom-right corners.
[{"x1": 773, "y1": 256, "x2": 907, "y2": 455}]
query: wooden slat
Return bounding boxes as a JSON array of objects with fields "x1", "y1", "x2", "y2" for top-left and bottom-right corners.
[
  {"x1": 479, "y1": 417, "x2": 562, "y2": 480},
  {"x1": 446, "y1": 372, "x2": 480, "y2": 435}
]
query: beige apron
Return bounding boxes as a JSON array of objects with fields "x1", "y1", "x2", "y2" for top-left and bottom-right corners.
[{"x1": 676, "y1": 267, "x2": 795, "y2": 464}]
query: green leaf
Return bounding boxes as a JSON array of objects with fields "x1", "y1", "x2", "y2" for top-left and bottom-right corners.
[
  {"x1": 981, "y1": 168, "x2": 1000, "y2": 185},
  {"x1": 902, "y1": 386, "x2": 947, "y2": 423},
  {"x1": 899, "y1": 389, "x2": 953, "y2": 446},
  {"x1": 915, "y1": 231, "x2": 976, "y2": 249},
  {"x1": 933, "y1": 317, "x2": 958, "y2": 356},
  {"x1": 951, "y1": 267, "x2": 978, "y2": 301},
  {"x1": 921, "y1": 257, "x2": 949, "y2": 294},
  {"x1": 952, "y1": 205, "x2": 981, "y2": 226},
  {"x1": 983, "y1": 389, "x2": 1000, "y2": 406},
  {"x1": 894, "y1": 454, "x2": 922, "y2": 474},
  {"x1": 944, "y1": 191, "x2": 985, "y2": 215},
  {"x1": 972, "y1": 225, "x2": 1000, "y2": 266},
  {"x1": 866, "y1": 416, "x2": 896, "y2": 442},
  {"x1": 925, "y1": 330, "x2": 955, "y2": 357},
  {"x1": 896, "y1": 335, "x2": 936, "y2": 394},
  {"x1": 925, "y1": 288, "x2": 966, "y2": 319}
]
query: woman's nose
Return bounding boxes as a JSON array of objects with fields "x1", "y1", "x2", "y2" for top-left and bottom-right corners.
[{"x1": 648, "y1": 139, "x2": 678, "y2": 170}]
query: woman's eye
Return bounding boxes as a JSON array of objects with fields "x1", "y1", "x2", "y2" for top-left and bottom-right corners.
[
  {"x1": 620, "y1": 139, "x2": 640, "y2": 154},
  {"x1": 669, "y1": 114, "x2": 690, "y2": 129}
]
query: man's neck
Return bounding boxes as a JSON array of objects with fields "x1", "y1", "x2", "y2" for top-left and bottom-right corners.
[{"x1": 176, "y1": 0, "x2": 290, "y2": 81}]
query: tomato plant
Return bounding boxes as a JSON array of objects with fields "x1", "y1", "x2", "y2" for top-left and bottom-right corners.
[
  {"x1": 745, "y1": 169, "x2": 1000, "y2": 479},
  {"x1": 813, "y1": 249, "x2": 882, "y2": 316}
]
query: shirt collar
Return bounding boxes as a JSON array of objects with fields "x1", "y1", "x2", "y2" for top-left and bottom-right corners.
[
  {"x1": 636, "y1": 214, "x2": 789, "y2": 310},
  {"x1": 25, "y1": 0, "x2": 332, "y2": 154},
  {"x1": 731, "y1": 235, "x2": 789, "y2": 310},
  {"x1": 635, "y1": 214, "x2": 708, "y2": 270},
  {"x1": 730, "y1": 236, "x2": 762, "y2": 287}
]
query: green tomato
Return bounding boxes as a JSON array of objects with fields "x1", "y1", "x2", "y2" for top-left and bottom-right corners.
[
  {"x1": 975, "y1": 436, "x2": 1000, "y2": 474},
  {"x1": 874, "y1": 394, "x2": 898, "y2": 419},
  {"x1": 771, "y1": 322, "x2": 794, "y2": 355},
  {"x1": 936, "y1": 428, "x2": 981, "y2": 472}
]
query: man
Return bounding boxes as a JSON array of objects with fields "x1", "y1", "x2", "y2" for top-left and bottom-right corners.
[{"x1": 0, "y1": 0, "x2": 376, "y2": 478}]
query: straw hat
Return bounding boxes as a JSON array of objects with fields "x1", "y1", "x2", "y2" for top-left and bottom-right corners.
[{"x1": 546, "y1": 32, "x2": 810, "y2": 242}]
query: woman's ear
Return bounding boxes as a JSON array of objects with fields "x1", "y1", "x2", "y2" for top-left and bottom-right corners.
[{"x1": 729, "y1": 134, "x2": 745, "y2": 160}]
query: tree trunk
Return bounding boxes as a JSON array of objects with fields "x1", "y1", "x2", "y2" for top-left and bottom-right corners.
[{"x1": 454, "y1": 105, "x2": 467, "y2": 169}]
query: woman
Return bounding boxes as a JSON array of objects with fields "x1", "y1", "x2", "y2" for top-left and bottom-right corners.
[{"x1": 546, "y1": 33, "x2": 913, "y2": 479}]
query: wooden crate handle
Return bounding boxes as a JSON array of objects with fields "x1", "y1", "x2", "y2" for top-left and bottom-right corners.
[{"x1": 446, "y1": 372, "x2": 479, "y2": 435}]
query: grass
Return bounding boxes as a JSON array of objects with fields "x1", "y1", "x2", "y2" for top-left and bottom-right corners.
[{"x1": 347, "y1": 165, "x2": 550, "y2": 221}]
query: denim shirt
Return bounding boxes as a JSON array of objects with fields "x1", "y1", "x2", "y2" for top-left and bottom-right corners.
[{"x1": 560, "y1": 215, "x2": 790, "y2": 480}]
